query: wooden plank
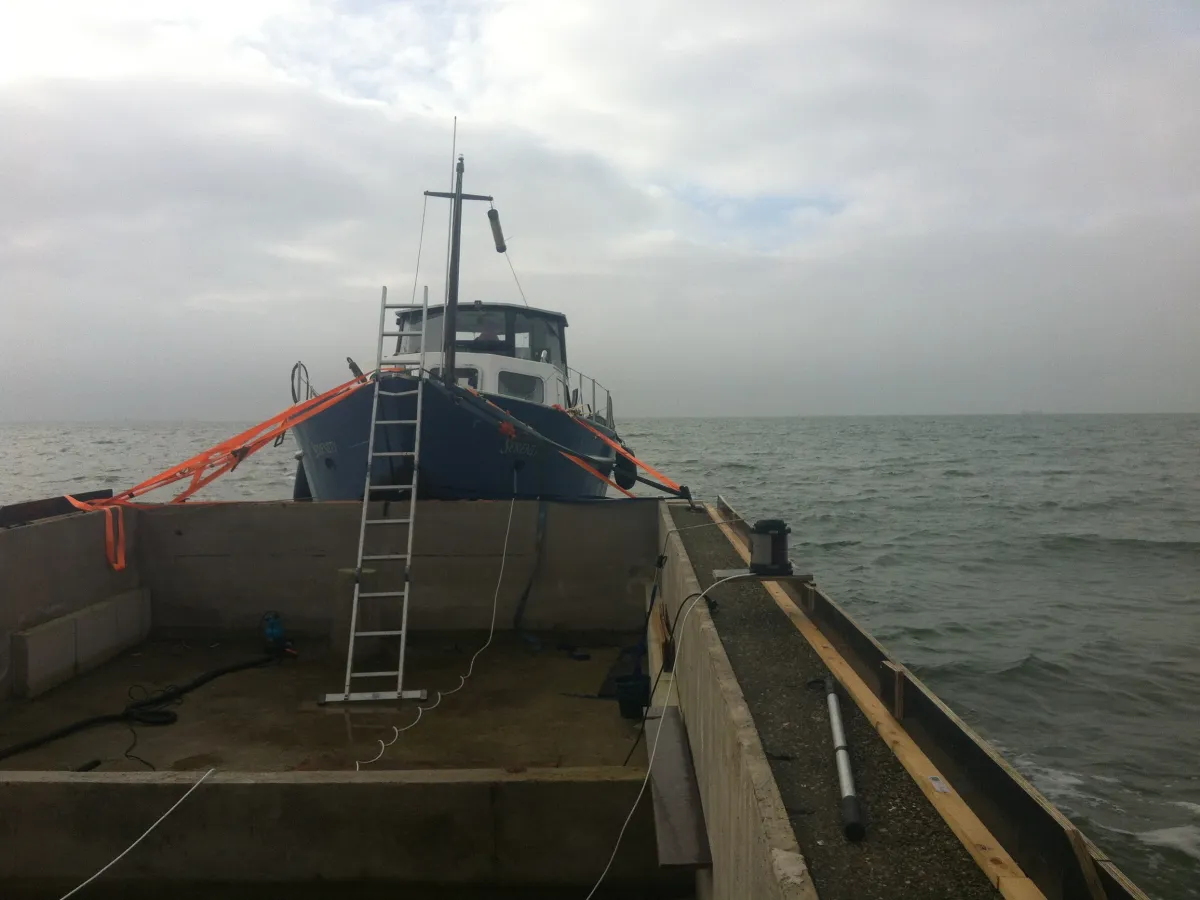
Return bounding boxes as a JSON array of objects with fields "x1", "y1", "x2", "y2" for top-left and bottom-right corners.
[
  {"x1": 645, "y1": 705, "x2": 712, "y2": 870},
  {"x1": 0, "y1": 490, "x2": 112, "y2": 528},
  {"x1": 705, "y1": 504, "x2": 1045, "y2": 900}
]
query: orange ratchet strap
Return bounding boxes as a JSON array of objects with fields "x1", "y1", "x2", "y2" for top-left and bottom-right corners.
[
  {"x1": 559, "y1": 452, "x2": 635, "y2": 498},
  {"x1": 65, "y1": 372, "x2": 372, "y2": 570},
  {"x1": 560, "y1": 409, "x2": 683, "y2": 492}
]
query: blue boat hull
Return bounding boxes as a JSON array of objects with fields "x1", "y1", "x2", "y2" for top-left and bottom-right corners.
[{"x1": 290, "y1": 374, "x2": 619, "y2": 501}]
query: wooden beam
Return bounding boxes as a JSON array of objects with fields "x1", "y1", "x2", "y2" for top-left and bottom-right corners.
[
  {"x1": 705, "y1": 504, "x2": 1045, "y2": 900},
  {"x1": 881, "y1": 660, "x2": 906, "y2": 721},
  {"x1": 1066, "y1": 824, "x2": 1109, "y2": 900}
]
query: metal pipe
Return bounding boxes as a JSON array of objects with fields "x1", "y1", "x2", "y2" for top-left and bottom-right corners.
[{"x1": 825, "y1": 675, "x2": 866, "y2": 841}]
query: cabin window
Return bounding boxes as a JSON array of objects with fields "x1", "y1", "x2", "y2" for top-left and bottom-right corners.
[
  {"x1": 454, "y1": 309, "x2": 508, "y2": 346},
  {"x1": 429, "y1": 367, "x2": 479, "y2": 389},
  {"x1": 396, "y1": 308, "x2": 567, "y2": 368},
  {"x1": 497, "y1": 370, "x2": 544, "y2": 403},
  {"x1": 396, "y1": 312, "x2": 436, "y2": 354},
  {"x1": 513, "y1": 312, "x2": 565, "y2": 369},
  {"x1": 396, "y1": 309, "x2": 508, "y2": 354}
]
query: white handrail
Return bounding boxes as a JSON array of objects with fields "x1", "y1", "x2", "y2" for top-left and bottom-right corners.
[{"x1": 563, "y1": 366, "x2": 613, "y2": 427}]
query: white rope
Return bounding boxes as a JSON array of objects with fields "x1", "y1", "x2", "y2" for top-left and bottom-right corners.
[
  {"x1": 356, "y1": 494, "x2": 516, "y2": 770},
  {"x1": 503, "y1": 246, "x2": 530, "y2": 307},
  {"x1": 410, "y1": 193, "x2": 429, "y2": 306},
  {"x1": 582, "y1": 572, "x2": 750, "y2": 900},
  {"x1": 58, "y1": 768, "x2": 215, "y2": 899}
]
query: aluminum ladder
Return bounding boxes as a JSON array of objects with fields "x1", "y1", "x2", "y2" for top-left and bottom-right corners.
[{"x1": 323, "y1": 285, "x2": 431, "y2": 703}]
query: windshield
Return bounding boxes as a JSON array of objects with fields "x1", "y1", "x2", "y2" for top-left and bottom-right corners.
[{"x1": 397, "y1": 308, "x2": 565, "y2": 369}]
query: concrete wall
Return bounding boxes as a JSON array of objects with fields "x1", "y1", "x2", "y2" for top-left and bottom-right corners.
[
  {"x1": 0, "y1": 767, "x2": 681, "y2": 891},
  {"x1": 11, "y1": 589, "x2": 151, "y2": 698},
  {"x1": 657, "y1": 502, "x2": 817, "y2": 900},
  {"x1": 0, "y1": 511, "x2": 140, "y2": 701},
  {"x1": 137, "y1": 500, "x2": 659, "y2": 637}
]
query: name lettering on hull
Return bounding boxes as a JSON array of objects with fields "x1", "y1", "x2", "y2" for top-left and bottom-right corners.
[{"x1": 502, "y1": 439, "x2": 538, "y2": 457}]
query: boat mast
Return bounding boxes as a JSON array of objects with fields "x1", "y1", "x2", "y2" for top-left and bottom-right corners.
[
  {"x1": 424, "y1": 156, "x2": 494, "y2": 387},
  {"x1": 444, "y1": 156, "x2": 466, "y2": 382}
]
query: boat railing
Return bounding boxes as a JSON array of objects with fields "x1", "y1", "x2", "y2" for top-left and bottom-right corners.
[
  {"x1": 563, "y1": 366, "x2": 615, "y2": 429},
  {"x1": 290, "y1": 361, "x2": 318, "y2": 403}
]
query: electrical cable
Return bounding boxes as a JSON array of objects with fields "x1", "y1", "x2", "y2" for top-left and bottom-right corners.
[
  {"x1": 584, "y1": 573, "x2": 752, "y2": 899},
  {"x1": 620, "y1": 518, "x2": 741, "y2": 766},
  {"x1": 56, "y1": 768, "x2": 215, "y2": 900},
  {"x1": 355, "y1": 492, "x2": 517, "y2": 770},
  {"x1": 621, "y1": 589, "x2": 702, "y2": 767},
  {"x1": 0, "y1": 655, "x2": 279, "y2": 766}
]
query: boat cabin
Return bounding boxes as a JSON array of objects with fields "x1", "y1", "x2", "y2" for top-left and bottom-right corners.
[{"x1": 393, "y1": 302, "x2": 579, "y2": 409}]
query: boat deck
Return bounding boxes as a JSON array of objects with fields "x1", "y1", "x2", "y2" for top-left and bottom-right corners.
[{"x1": 0, "y1": 632, "x2": 646, "y2": 773}]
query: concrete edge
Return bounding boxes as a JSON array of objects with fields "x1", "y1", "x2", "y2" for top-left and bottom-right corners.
[
  {"x1": 657, "y1": 502, "x2": 818, "y2": 900},
  {"x1": 0, "y1": 765, "x2": 650, "y2": 785},
  {"x1": 0, "y1": 764, "x2": 676, "y2": 888}
]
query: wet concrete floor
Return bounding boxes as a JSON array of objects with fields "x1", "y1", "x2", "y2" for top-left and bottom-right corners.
[{"x1": 0, "y1": 631, "x2": 647, "y2": 772}]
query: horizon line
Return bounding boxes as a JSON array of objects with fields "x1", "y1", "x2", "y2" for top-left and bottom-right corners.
[{"x1": 2, "y1": 410, "x2": 1199, "y2": 426}]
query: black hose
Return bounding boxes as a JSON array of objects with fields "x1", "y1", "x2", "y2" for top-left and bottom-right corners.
[{"x1": 0, "y1": 655, "x2": 277, "y2": 765}]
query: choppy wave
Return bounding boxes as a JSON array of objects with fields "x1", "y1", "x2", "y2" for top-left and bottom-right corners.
[
  {"x1": 1041, "y1": 533, "x2": 1200, "y2": 554},
  {"x1": 1139, "y1": 825, "x2": 1200, "y2": 862},
  {"x1": 909, "y1": 652, "x2": 1072, "y2": 681}
]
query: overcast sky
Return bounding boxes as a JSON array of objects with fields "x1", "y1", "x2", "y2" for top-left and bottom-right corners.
[{"x1": 1, "y1": 0, "x2": 1197, "y2": 420}]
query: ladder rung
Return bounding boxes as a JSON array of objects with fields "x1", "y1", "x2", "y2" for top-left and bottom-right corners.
[
  {"x1": 381, "y1": 331, "x2": 423, "y2": 338},
  {"x1": 355, "y1": 630, "x2": 406, "y2": 637},
  {"x1": 378, "y1": 389, "x2": 419, "y2": 397},
  {"x1": 367, "y1": 484, "x2": 413, "y2": 492},
  {"x1": 375, "y1": 419, "x2": 418, "y2": 426},
  {"x1": 350, "y1": 670, "x2": 400, "y2": 678},
  {"x1": 322, "y1": 689, "x2": 428, "y2": 702},
  {"x1": 373, "y1": 451, "x2": 414, "y2": 457},
  {"x1": 359, "y1": 590, "x2": 407, "y2": 598},
  {"x1": 365, "y1": 517, "x2": 412, "y2": 525},
  {"x1": 361, "y1": 553, "x2": 409, "y2": 560},
  {"x1": 383, "y1": 303, "x2": 423, "y2": 309}
]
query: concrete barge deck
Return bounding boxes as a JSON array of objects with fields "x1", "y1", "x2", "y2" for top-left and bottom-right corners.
[
  {"x1": 0, "y1": 496, "x2": 1153, "y2": 899},
  {"x1": 669, "y1": 503, "x2": 997, "y2": 900}
]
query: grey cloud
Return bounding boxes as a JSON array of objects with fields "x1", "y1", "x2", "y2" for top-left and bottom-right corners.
[{"x1": 1, "y1": 1, "x2": 1198, "y2": 422}]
